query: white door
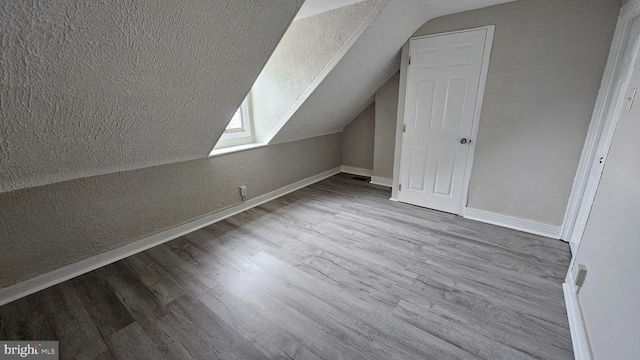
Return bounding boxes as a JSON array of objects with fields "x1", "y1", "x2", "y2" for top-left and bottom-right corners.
[{"x1": 398, "y1": 28, "x2": 492, "y2": 214}]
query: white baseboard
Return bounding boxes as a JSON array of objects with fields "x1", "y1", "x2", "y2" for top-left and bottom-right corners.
[
  {"x1": 370, "y1": 176, "x2": 393, "y2": 187},
  {"x1": 0, "y1": 166, "x2": 342, "y2": 307},
  {"x1": 570, "y1": 241, "x2": 578, "y2": 255},
  {"x1": 563, "y1": 280, "x2": 593, "y2": 360},
  {"x1": 463, "y1": 208, "x2": 562, "y2": 239},
  {"x1": 340, "y1": 166, "x2": 373, "y2": 177}
]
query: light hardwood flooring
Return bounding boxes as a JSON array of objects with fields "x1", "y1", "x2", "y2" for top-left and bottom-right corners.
[{"x1": 0, "y1": 174, "x2": 573, "y2": 359}]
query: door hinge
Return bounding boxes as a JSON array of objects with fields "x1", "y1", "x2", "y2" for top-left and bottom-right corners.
[
  {"x1": 408, "y1": 56, "x2": 411, "y2": 65},
  {"x1": 627, "y1": 87, "x2": 637, "y2": 111},
  {"x1": 402, "y1": 124, "x2": 406, "y2": 133},
  {"x1": 399, "y1": 184, "x2": 402, "y2": 191}
]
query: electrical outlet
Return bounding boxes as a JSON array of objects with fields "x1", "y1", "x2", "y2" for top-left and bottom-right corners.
[
  {"x1": 573, "y1": 264, "x2": 587, "y2": 290},
  {"x1": 239, "y1": 185, "x2": 247, "y2": 197}
]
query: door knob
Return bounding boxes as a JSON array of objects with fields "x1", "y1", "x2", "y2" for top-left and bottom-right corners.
[{"x1": 460, "y1": 138, "x2": 468, "y2": 144}]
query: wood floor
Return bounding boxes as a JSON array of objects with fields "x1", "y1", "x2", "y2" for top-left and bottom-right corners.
[{"x1": 0, "y1": 174, "x2": 573, "y2": 359}]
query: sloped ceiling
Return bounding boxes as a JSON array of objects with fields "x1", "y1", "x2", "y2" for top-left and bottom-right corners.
[
  {"x1": 1, "y1": 0, "x2": 520, "y2": 193},
  {"x1": 0, "y1": 0, "x2": 304, "y2": 193},
  {"x1": 270, "y1": 0, "x2": 517, "y2": 144},
  {"x1": 251, "y1": 0, "x2": 389, "y2": 144}
]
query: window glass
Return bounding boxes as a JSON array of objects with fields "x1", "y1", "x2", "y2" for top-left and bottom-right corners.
[{"x1": 225, "y1": 108, "x2": 243, "y2": 132}]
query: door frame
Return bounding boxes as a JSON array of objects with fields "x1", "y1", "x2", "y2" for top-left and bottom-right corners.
[
  {"x1": 391, "y1": 25, "x2": 495, "y2": 216},
  {"x1": 561, "y1": 1, "x2": 640, "y2": 253}
]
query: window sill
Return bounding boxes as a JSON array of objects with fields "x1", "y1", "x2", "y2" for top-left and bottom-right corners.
[{"x1": 208, "y1": 142, "x2": 267, "y2": 157}]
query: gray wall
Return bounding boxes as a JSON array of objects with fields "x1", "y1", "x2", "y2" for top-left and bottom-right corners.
[
  {"x1": 0, "y1": 0, "x2": 303, "y2": 193},
  {"x1": 0, "y1": 134, "x2": 341, "y2": 288},
  {"x1": 574, "y1": 56, "x2": 640, "y2": 359},
  {"x1": 342, "y1": 103, "x2": 375, "y2": 170},
  {"x1": 373, "y1": 73, "x2": 399, "y2": 180},
  {"x1": 402, "y1": 0, "x2": 620, "y2": 225}
]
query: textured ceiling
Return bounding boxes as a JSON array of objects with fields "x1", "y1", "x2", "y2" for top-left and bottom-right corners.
[
  {"x1": 0, "y1": 0, "x2": 304, "y2": 193},
  {"x1": 270, "y1": 0, "x2": 517, "y2": 144},
  {"x1": 251, "y1": 0, "x2": 389, "y2": 144}
]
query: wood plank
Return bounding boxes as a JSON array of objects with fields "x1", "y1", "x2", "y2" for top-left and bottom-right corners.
[
  {"x1": 120, "y1": 254, "x2": 188, "y2": 305},
  {"x1": 198, "y1": 290, "x2": 322, "y2": 360},
  {"x1": 38, "y1": 284, "x2": 109, "y2": 359},
  {"x1": 66, "y1": 271, "x2": 135, "y2": 337},
  {"x1": 98, "y1": 263, "x2": 195, "y2": 359},
  {"x1": 246, "y1": 251, "x2": 482, "y2": 360},
  {"x1": 106, "y1": 323, "x2": 166, "y2": 360},
  {"x1": 160, "y1": 295, "x2": 268, "y2": 360},
  {"x1": 0, "y1": 174, "x2": 573, "y2": 359}
]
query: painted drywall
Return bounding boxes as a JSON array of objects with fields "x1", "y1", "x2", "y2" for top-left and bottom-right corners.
[
  {"x1": 252, "y1": 0, "x2": 389, "y2": 143},
  {"x1": 0, "y1": 134, "x2": 341, "y2": 288},
  {"x1": 342, "y1": 103, "x2": 375, "y2": 170},
  {"x1": 573, "y1": 49, "x2": 640, "y2": 359},
  {"x1": 270, "y1": 0, "x2": 517, "y2": 145},
  {"x1": 394, "y1": 0, "x2": 620, "y2": 226},
  {"x1": 373, "y1": 73, "x2": 399, "y2": 179},
  {"x1": 0, "y1": 0, "x2": 303, "y2": 193}
]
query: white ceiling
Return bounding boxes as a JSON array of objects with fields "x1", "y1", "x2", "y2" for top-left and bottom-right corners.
[{"x1": 295, "y1": 0, "x2": 367, "y2": 20}]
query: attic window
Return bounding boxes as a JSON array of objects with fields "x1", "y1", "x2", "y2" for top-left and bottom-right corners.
[
  {"x1": 214, "y1": 96, "x2": 254, "y2": 150},
  {"x1": 225, "y1": 107, "x2": 245, "y2": 133}
]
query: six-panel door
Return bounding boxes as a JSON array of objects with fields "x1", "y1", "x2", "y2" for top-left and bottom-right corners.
[{"x1": 398, "y1": 29, "x2": 488, "y2": 214}]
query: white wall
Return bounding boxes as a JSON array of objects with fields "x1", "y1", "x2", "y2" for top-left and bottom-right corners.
[
  {"x1": 0, "y1": 0, "x2": 303, "y2": 193},
  {"x1": 573, "y1": 28, "x2": 640, "y2": 358},
  {"x1": 392, "y1": 0, "x2": 620, "y2": 226}
]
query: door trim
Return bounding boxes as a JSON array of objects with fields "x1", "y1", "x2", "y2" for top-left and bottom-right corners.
[
  {"x1": 392, "y1": 25, "x2": 495, "y2": 215},
  {"x1": 561, "y1": 2, "x2": 640, "y2": 252},
  {"x1": 461, "y1": 26, "x2": 494, "y2": 215}
]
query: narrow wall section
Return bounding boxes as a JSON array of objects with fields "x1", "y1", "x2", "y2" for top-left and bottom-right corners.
[
  {"x1": 342, "y1": 103, "x2": 375, "y2": 171},
  {"x1": 373, "y1": 73, "x2": 400, "y2": 181}
]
